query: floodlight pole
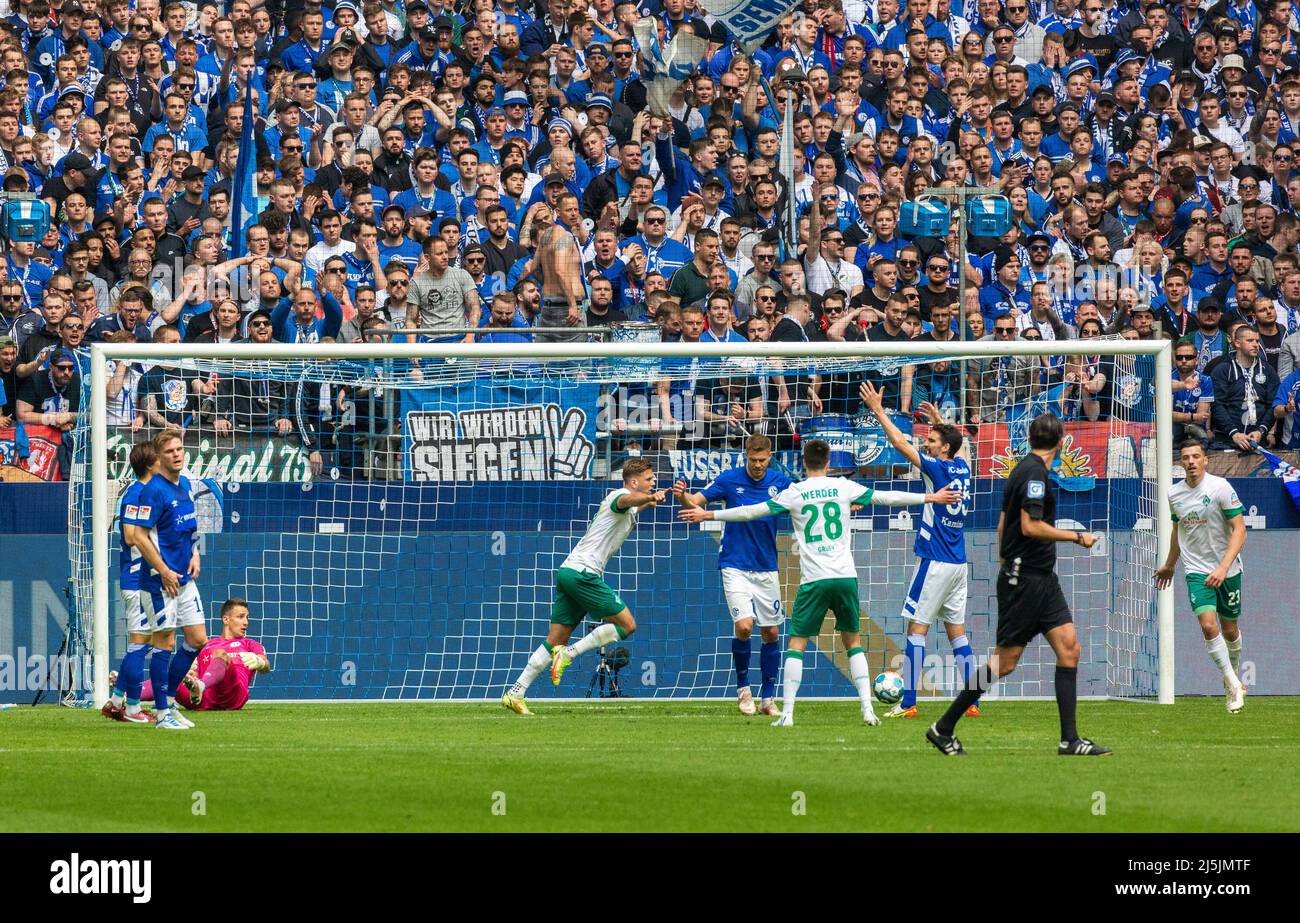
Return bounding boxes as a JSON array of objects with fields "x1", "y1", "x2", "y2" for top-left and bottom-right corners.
[
  {"x1": 923, "y1": 185, "x2": 1004, "y2": 422},
  {"x1": 778, "y1": 67, "x2": 807, "y2": 257},
  {"x1": 785, "y1": 98, "x2": 797, "y2": 253}
]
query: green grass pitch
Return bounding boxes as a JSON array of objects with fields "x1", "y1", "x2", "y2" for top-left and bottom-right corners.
[{"x1": 3, "y1": 698, "x2": 1298, "y2": 832}]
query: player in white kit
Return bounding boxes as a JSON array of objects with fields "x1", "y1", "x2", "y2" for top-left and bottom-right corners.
[
  {"x1": 680, "y1": 440, "x2": 959, "y2": 726},
  {"x1": 1155, "y1": 440, "x2": 1248, "y2": 713},
  {"x1": 502, "y1": 458, "x2": 667, "y2": 715},
  {"x1": 860, "y1": 383, "x2": 980, "y2": 719}
]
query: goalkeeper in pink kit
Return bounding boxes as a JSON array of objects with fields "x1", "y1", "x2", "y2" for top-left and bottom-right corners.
[{"x1": 136, "y1": 598, "x2": 271, "y2": 711}]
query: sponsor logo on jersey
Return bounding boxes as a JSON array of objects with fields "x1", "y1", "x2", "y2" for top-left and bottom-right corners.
[
  {"x1": 136, "y1": 505, "x2": 151, "y2": 517},
  {"x1": 1027, "y1": 480, "x2": 1045, "y2": 498},
  {"x1": 125, "y1": 504, "x2": 139, "y2": 517}
]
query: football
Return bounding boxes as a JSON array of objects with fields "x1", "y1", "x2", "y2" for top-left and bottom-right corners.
[{"x1": 873, "y1": 671, "x2": 905, "y2": 705}]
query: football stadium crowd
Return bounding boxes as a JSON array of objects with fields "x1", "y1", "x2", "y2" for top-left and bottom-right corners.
[{"x1": 2, "y1": 0, "x2": 1300, "y2": 481}]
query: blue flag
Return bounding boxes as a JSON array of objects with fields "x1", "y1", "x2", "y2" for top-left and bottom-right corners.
[
  {"x1": 1251, "y1": 442, "x2": 1300, "y2": 512},
  {"x1": 229, "y1": 80, "x2": 258, "y2": 258}
]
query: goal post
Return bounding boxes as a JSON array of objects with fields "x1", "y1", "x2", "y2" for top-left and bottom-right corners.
[{"x1": 78, "y1": 338, "x2": 1174, "y2": 708}]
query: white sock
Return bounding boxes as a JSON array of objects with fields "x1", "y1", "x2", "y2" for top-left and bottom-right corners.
[
  {"x1": 781, "y1": 653, "x2": 803, "y2": 717},
  {"x1": 110, "y1": 691, "x2": 124, "y2": 707},
  {"x1": 1226, "y1": 634, "x2": 1242, "y2": 674},
  {"x1": 1204, "y1": 634, "x2": 1239, "y2": 683},
  {"x1": 848, "y1": 649, "x2": 873, "y2": 708},
  {"x1": 568, "y1": 622, "x2": 620, "y2": 658},
  {"x1": 124, "y1": 702, "x2": 141, "y2": 715},
  {"x1": 509, "y1": 645, "x2": 552, "y2": 696}
]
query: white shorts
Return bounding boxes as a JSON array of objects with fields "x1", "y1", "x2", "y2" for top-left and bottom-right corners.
[
  {"x1": 123, "y1": 588, "x2": 165, "y2": 636},
  {"x1": 901, "y1": 559, "x2": 968, "y2": 627},
  {"x1": 154, "y1": 581, "x2": 206, "y2": 632},
  {"x1": 721, "y1": 568, "x2": 785, "y2": 628}
]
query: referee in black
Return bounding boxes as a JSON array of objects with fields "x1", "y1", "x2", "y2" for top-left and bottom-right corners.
[{"x1": 927, "y1": 413, "x2": 1112, "y2": 756}]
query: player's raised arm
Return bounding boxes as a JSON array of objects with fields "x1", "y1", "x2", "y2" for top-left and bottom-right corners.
[
  {"x1": 679, "y1": 499, "x2": 781, "y2": 523},
  {"x1": 850, "y1": 486, "x2": 962, "y2": 510},
  {"x1": 860, "y1": 381, "x2": 922, "y2": 469},
  {"x1": 672, "y1": 478, "x2": 707, "y2": 509},
  {"x1": 616, "y1": 488, "x2": 668, "y2": 511},
  {"x1": 917, "y1": 400, "x2": 972, "y2": 462}
]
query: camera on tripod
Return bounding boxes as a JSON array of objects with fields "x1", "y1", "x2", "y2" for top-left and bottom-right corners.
[{"x1": 586, "y1": 645, "x2": 630, "y2": 698}]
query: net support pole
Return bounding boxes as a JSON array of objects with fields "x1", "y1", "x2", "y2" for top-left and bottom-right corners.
[
  {"x1": 90, "y1": 345, "x2": 110, "y2": 709},
  {"x1": 1154, "y1": 339, "x2": 1175, "y2": 704}
]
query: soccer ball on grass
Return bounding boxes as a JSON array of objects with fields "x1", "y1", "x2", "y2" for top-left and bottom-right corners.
[{"x1": 873, "y1": 670, "x2": 904, "y2": 705}]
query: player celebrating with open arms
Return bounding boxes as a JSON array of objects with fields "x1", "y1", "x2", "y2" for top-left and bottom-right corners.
[
  {"x1": 673, "y1": 434, "x2": 792, "y2": 717},
  {"x1": 126, "y1": 429, "x2": 207, "y2": 731},
  {"x1": 859, "y1": 383, "x2": 979, "y2": 720},
  {"x1": 680, "y1": 440, "x2": 959, "y2": 727},
  {"x1": 502, "y1": 459, "x2": 667, "y2": 715},
  {"x1": 926, "y1": 414, "x2": 1111, "y2": 757},
  {"x1": 1155, "y1": 440, "x2": 1248, "y2": 714}
]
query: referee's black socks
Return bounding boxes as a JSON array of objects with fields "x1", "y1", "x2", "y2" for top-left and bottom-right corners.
[
  {"x1": 936, "y1": 664, "x2": 996, "y2": 737},
  {"x1": 1055, "y1": 665, "x2": 1079, "y2": 743}
]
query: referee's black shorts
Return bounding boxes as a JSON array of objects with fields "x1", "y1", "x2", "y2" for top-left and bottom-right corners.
[{"x1": 996, "y1": 570, "x2": 1073, "y2": 649}]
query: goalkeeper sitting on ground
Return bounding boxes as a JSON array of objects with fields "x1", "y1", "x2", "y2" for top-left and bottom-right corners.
[{"x1": 123, "y1": 598, "x2": 271, "y2": 711}]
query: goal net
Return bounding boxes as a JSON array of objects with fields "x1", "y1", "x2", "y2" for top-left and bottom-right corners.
[{"x1": 69, "y1": 340, "x2": 1173, "y2": 707}]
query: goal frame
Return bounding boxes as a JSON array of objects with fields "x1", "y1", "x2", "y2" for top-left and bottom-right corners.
[{"x1": 87, "y1": 339, "x2": 1175, "y2": 707}]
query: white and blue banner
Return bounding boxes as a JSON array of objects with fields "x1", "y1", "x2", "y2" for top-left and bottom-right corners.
[
  {"x1": 700, "y1": 0, "x2": 804, "y2": 50},
  {"x1": 635, "y1": 16, "x2": 709, "y2": 117},
  {"x1": 402, "y1": 382, "x2": 598, "y2": 481}
]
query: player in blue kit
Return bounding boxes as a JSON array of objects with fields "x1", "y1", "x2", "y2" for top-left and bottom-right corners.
[
  {"x1": 126, "y1": 429, "x2": 207, "y2": 731},
  {"x1": 860, "y1": 383, "x2": 980, "y2": 720},
  {"x1": 102, "y1": 439, "x2": 164, "y2": 725},
  {"x1": 674, "y1": 435, "x2": 792, "y2": 716}
]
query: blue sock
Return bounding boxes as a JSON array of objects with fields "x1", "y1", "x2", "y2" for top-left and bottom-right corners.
[
  {"x1": 169, "y1": 641, "x2": 202, "y2": 695},
  {"x1": 952, "y1": 635, "x2": 978, "y2": 706},
  {"x1": 759, "y1": 640, "x2": 781, "y2": 700},
  {"x1": 150, "y1": 648, "x2": 173, "y2": 712},
  {"x1": 903, "y1": 633, "x2": 925, "y2": 708},
  {"x1": 732, "y1": 637, "x2": 751, "y2": 690},
  {"x1": 117, "y1": 643, "x2": 150, "y2": 706}
]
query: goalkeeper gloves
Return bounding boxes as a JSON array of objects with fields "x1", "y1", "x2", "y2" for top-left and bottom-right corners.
[{"x1": 237, "y1": 652, "x2": 270, "y2": 672}]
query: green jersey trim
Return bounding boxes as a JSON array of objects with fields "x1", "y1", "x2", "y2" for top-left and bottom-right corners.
[
  {"x1": 765, "y1": 499, "x2": 784, "y2": 515},
  {"x1": 1222, "y1": 506, "x2": 1244, "y2": 519}
]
